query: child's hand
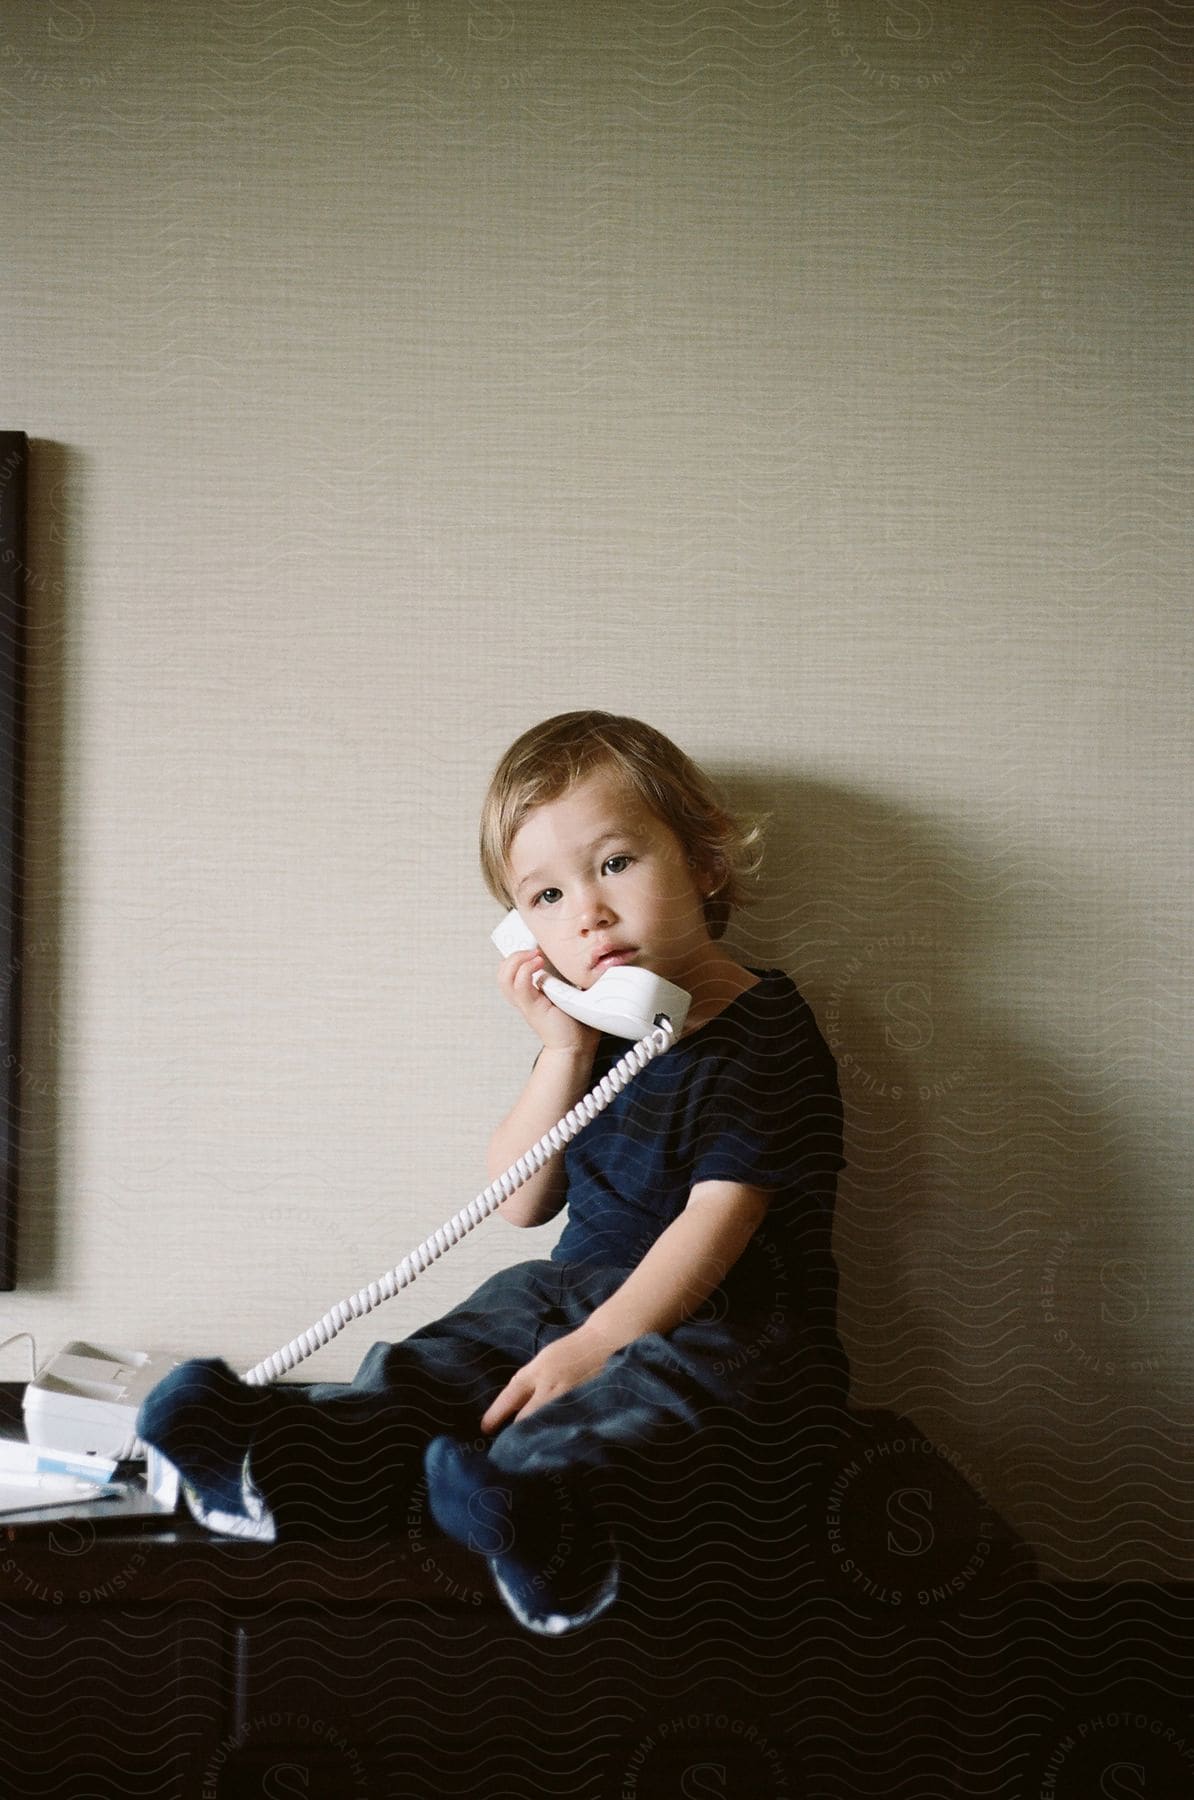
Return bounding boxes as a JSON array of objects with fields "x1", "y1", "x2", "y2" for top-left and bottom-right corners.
[
  {"x1": 479, "y1": 1330, "x2": 611, "y2": 1431},
  {"x1": 496, "y1": 948, "x2": 600, "y2": 1054}
]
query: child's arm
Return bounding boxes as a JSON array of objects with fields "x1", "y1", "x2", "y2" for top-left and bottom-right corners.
[
  {"x1": 576, "y1": 1180, "x2": 771, "y2": 1351},
  {"x1": 487, "y1": 945, "x2": 601, "y2": 1228},
  {"x1": 486, "y1": 1045, "x2": 598, "y2": 1228},
  {"x1": 480, "y1": 1181, "x2": 770, "y2": 1430}
]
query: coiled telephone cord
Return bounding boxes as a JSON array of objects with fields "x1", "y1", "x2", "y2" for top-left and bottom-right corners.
[{"x1": 241, "y1": 1019, "x2": 675, "y2": 1387}]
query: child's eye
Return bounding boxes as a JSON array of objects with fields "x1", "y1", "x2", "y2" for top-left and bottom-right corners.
[
  {"x1": 532, "y1": 887, "x2": 562, "y2": 908},
  {"x1": 603, "y1": 854, "x2": 633, "y2": 875}
]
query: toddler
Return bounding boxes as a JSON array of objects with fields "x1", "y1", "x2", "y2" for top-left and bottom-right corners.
[{"x1": 139, "y1": 710, "x2": 849, "y2": 1635}]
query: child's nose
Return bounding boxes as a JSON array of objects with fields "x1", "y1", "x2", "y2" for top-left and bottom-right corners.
[{"x1": 576, "y1": 890, "x2": 614, "y2": 930}]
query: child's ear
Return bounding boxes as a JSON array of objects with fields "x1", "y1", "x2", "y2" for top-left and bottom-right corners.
[{"x1": 688, "y1": 852, "x2": 721, "y2": 899}]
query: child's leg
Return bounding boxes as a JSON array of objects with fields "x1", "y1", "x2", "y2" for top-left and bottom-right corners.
[
  {"x1": 485, "y1": 1260, "x2": 841, "y2": 1489},
  {"x1": 427, "y1": 1262, "x2": 846, "y2": 1628},
  {"x1": 140, "y1": 1260, "x2": 563, "y2": 1538},
  {"x1": 253, "y1": 1258, "x2": 563, "y2": 1535}
]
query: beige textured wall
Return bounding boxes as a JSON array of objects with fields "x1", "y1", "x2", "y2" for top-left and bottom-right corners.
[{"x1": 1, "y1": 2, "x2": 1189, "y2": 1582}]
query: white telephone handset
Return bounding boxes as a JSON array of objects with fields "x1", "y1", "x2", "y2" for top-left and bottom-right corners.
[{"x1": 490, "y1": 909, "x2": 691, "y2": 1040}]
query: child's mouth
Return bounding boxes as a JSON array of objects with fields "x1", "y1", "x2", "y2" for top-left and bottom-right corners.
[{"x1": 592, "y1": 949, "x2": 636, "y2": 972}]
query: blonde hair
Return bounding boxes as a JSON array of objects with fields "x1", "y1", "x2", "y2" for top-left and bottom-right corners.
[{"x1": 479, "y1": 711, "x2": 766, "y2": 941}]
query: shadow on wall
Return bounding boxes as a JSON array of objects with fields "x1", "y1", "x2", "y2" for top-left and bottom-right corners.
[{"x1": 713, "y1": 765, "x2": 1185, "y2": 1581}]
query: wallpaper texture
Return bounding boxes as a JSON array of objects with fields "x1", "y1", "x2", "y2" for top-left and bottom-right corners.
[{"x1": 1, "y1": 0, "x2": 1190, "y2": 1589}]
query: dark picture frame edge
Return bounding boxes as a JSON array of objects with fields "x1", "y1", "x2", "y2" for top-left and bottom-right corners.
[{"x1": 0, "y1": 431, "x2": 28, "y2": 1290}]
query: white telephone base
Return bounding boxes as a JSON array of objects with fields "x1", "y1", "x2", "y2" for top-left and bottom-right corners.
[{"x1": 23, "y1": 1341, "x2": 183, "y2": 1463}]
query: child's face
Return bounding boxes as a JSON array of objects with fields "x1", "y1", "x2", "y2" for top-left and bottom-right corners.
[{"x1": 505, "y1": 767, "x2": 714, "y2": 991}]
